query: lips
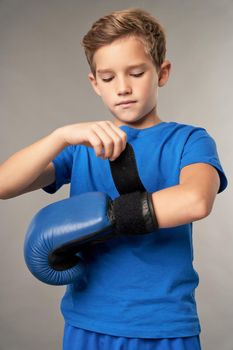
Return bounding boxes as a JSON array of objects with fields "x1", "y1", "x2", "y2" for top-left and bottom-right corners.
[{"x1": 117, "y1": 100, "x2": 137, "y2": 106}]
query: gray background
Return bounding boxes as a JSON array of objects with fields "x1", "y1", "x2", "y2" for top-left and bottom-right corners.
[{"x1": 0, "y1": 1, "x2": 232, "y2": 349}]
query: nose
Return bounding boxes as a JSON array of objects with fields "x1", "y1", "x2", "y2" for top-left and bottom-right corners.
[{"x1": 116, "y1": 77, "x2": 132, "y2": 95}]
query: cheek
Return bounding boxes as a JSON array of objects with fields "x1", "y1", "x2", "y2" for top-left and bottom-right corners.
[
  {"x1": 98, "y1": 87, "x2": 114, "y2": 105},
  {"x1": 139, "y1": 77, "x2": 156, "y2": 97}
]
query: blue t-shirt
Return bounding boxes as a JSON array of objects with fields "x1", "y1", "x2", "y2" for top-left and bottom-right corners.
[{"x1": 43, "y1": 121, "x2": 228, "y2": 338}]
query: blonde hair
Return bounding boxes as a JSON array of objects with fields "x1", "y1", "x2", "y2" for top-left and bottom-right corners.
[{"x1": 81, "y1": 8, "x2": 167, "y2": 78}]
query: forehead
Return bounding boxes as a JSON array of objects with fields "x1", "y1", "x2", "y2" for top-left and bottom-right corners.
[{"x1": 94, "y1": 36, "x2": 152, "y2": 73}]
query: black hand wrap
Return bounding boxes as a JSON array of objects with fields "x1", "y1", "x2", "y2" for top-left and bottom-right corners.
[
  {"x1": 107, "y1": 142, "x2": 159, "y2": 236},
  {"x1": 109, "y1": 191, "x2": 159, "y2": 235}
]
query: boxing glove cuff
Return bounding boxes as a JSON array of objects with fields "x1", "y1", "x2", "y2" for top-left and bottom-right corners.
[{"x1": 109, "y1": 191, "x2": 159, "y2": 235}]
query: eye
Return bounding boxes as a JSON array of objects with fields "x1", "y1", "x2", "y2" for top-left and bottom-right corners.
[
  {"x1": 101, "y1": 72, "x2": 144, "y2": 83},
  {"x1": 102, "y1": 77, "x2": 113, "y2": 82},
  {"x1": 131, "y1": 72, "x2": 144, "y2": 77}
]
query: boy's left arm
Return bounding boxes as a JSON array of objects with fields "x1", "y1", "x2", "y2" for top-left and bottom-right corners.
[{"x1": 151, "y1": 163, "x2": 220, "y2": 228}]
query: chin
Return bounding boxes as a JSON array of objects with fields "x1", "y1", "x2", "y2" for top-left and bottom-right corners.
[{"x1": 117, "y1": 111, "x2": 142, "y2": 121}]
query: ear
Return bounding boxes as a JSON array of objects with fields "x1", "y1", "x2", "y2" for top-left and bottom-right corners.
[
  {"x1": 158, "y1": 60, "x2": 171, "y2": 87},
  {"x1": 88, "y1": 73, "x2": 101, "y2": 96}
]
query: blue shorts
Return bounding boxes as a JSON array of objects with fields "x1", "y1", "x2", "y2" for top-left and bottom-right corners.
[{"x1": 63, "y1": 323, "x2": 202, "y2": 350}]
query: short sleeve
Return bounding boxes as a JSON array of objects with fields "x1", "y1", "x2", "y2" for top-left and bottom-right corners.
[
  {"x1": 42, "y1": 145, "x2": 74, "y2": 194},
  {"x1": 180, "y1": 127, "x2": 228, "y2": 194}
]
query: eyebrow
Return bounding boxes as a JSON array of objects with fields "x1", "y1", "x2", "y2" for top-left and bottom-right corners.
[{"x1": 97, "y1": 63, "x2": 147, "y2": 74}]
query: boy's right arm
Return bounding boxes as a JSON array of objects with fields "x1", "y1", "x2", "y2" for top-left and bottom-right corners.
[
  {"x1": 0, "y1": 129, "x2": 67, "y2": 199},
  {"x1": 0, "y1": 121, "x2": 127, "y2": 199}
]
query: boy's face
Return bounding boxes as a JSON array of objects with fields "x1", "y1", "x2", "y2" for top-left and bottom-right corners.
[{"x1": 88, "y1": 35, "x2": 171, "y2": 128}]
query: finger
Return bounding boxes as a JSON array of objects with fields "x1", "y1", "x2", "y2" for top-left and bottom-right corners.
[
  {"x1": 98, "y1": 122, "x2": 126, "y2": 160},
  {"x1": 91, "y1": 123, "x2": 114, "y2": 159},
  {"x1": 87, "y1": 129, "x2": 105, "y2": 158},
  {"x1": 106, "y1": 121, "x2": 128, "y2": 150}
]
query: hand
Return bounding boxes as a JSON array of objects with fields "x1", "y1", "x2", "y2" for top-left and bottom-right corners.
[{"x1": 57, "y1": 120, "x2": 127, "y2": 161}]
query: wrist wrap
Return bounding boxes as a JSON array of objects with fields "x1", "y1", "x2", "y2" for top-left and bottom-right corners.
[{"x1": 111, "y1": 191, "x2": 159, "y2": 235}]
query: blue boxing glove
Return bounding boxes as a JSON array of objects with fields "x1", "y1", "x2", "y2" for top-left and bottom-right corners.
[{"x1": 24, "y1": 191, "x2": 159, "y2": 286}]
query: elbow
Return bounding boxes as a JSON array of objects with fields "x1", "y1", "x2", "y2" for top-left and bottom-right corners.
[
  {"x1": 0, "y1": 180, "x2": 9, "y2": 199},
  {"x1": 0, "y1": 188, "x2": 7, "y2": 199},
  {"x1": 195, "y1": 195, "x2": 213, "y2": 219},
  {"x1": 0, "y1": 187, "x2": 15, "y2": 200},
  {"x1": 0, "y1": 192, "x2": 11, "y2": 200}
]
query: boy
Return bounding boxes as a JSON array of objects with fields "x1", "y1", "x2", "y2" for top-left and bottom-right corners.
[{"x1": 0, "y1": 7, "x2": 228, "y2": 350}]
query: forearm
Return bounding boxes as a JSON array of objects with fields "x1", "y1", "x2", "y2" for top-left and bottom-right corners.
[
  {"x1": 151, "y1": 184, "x2": 206, "y2": 228},
  {"x1": 0, "y1": 128, "x2": 66, "y2": 199}
]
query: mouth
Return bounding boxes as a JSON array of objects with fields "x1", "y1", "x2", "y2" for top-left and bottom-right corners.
[{"x1": 117, "y1": 101, "x2": 137, "y2": 106}]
